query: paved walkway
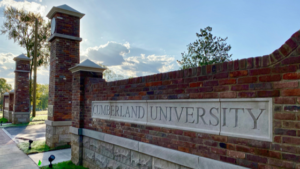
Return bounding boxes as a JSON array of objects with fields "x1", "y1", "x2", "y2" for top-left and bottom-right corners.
[
  {"x1": 0, "y1": 129, "x2": 38, "y2": 169},
  {"x1": 4, "y1": 124, "x2": 45, "y2": 142},
  {"x1": 29, "y1": 148, "x2": 71, "y2": 167}
]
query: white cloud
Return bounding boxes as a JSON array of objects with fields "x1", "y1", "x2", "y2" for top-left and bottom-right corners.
[
  {"x1": 4, "y1": 77, "x2": 14, "y2": 88},
  {"x1": 37, "y1": 66, "x2": 49, "y2": 84},
  {"x1": 0, "y1": 53, "x2": 15, "y2": 87},
  {"x1": 82, "y1": 41, "x2": 129, "y2": 66},
  {"x1": 0, "y1": 0, "x2": 47, "y2": 16},
  {"x1": 82, "y1": 41, "x2": 178, "y2": 79}
]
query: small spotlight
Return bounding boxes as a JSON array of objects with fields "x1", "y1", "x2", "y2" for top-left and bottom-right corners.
[
  {"x1": 48, "y1": 155, "x2": 55, "y2": 168},
  {"x1": 28, "y1": 140, "x2": 33, "y2": 150}
]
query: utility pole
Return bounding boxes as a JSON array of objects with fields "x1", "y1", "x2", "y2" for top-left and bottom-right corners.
[{"x1": 32, "y1": 18, "x2": 38, "y2": 117}]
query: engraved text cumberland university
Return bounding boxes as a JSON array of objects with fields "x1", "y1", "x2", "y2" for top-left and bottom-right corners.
[
  {"x1": 92, "y1": 104, "x2": 264, "y2": 129},
  {"x1": 91, "y1": 99, "x2": 272, "y2": 141}
]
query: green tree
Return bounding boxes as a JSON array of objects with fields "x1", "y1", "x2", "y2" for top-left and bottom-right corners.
[
  {"x1": 36, "y1": 84, "x2": 48, "y2": 110},
  {"x1": 98, "y1": 63, "x2": 124, "y2": 81},
  {"x1": 30, "y1": 80, "x2": 41, "y2": 106},
  {"x1": 177, "y1": 26, "x2": 232, "y2": 69},
  {"x1": 0, "y1": 78, "x2": 12, "y2": 110},
  {"x1": 1, "y1": 7, "x2": 51, "y2": 113}
]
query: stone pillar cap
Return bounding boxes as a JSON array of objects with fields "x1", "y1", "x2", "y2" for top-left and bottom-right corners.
[
  {"x1": 4, "y1": 92, "x2": 9, "y2": 96},
  {"x1": 47, "y1": 4, "x2": 85, "y2": 19},
  {"x1": 9, "y1": 89, "x2": 14, "y2": 93},
  {"x1": 69, "y1": 59, "x2": 106, "y2": 73},
  {"x1": 13, "y1": 54, "x2": 31, "y2": 61}
]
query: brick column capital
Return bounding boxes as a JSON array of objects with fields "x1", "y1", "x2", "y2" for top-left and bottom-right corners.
[{"x1": 69, "y1": 59, "x2": 106, "y2": 74}]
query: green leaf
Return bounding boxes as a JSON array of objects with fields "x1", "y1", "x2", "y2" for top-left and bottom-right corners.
[{"x1": 38, "y1": 160, "x2": 42, "y2": 166}]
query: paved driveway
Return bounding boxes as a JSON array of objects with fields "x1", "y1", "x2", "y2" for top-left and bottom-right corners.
[{"x1": 4, "y1": 124, "x2": 46, "y2": 142}]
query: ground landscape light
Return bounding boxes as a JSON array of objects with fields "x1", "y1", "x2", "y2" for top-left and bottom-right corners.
[
  {"x1": 48, "y1": 155, "x2": 55, "y2": 168},
  {"x1": 0, "y1": 121, "x2": 2, "y2": 126},
  {"x1": 28, "y1": 140, "x2": 33, "y2": 150}
]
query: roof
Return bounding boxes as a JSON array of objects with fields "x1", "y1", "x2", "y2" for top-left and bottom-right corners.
[
  {"x1": 47, "y1": 4, "x2": 85, "y2": 19},
  {"x1": 13, "y1": 54, "x2": 31, "y2": 61},
  {"x1": 69, "y1": 59, "x2": 106, "y2": 73},
  {"x1": 56, "y1": 4, "x2": 81, "y2": 13},
  {"x1": 9, "y1": 89, "x2": 14, "y2": 93},
  {"x1": 3, "y1": 92, "x2": 9, "y2": 96}
]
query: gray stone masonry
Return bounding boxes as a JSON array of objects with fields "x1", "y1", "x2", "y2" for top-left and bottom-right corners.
[
  {"x1": 12, "y1": 113, "x2": 30, "y2": 124},
  {"x1": 46, "y1": 125, "x2": 71, "y2": 148},
  {"x1": 71, "y1": 134, "x2": 191, "y2": 169}
]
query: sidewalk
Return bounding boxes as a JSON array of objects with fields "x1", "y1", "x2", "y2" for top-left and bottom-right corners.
[
  {"x1": 0, "y1": 129, "x2": 39, "y2": 169},
  {"x1": 29, "y1": 148, "x2": 71, "y2": 167}
]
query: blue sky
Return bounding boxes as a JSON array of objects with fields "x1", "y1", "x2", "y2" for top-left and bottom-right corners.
[{"x1": 0, "y1": 0, "x2": 299, "y2": 87}]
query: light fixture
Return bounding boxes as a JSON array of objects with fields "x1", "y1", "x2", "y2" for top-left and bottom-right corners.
[
  {"x1": 48, "y1": 155, "x2": 55, "y2": 168},
  {"x1": 28, "y1": 140, "x2": 33, "y2": 150}
]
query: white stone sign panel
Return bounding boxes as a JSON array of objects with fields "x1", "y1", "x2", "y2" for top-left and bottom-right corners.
[
  {"x1": 5, "y1": 103, "x2": 8, "y2": 108},
  {"x1": 91, "y1": 98, "x2": 272, "y2": 141}
]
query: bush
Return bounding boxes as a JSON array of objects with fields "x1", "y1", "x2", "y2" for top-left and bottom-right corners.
[{"x1": 0, "y1": 117, "x2": 8, "y2": 123}]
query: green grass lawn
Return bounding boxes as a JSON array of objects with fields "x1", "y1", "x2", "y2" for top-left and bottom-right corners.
[
  {"x1": 31, "y1": 115, "x2": 47, "y2": 121},
  {"x1": 0, "y1": 110, "x2": 47, "y2": 128},
  {"x1": 32, "y1": 111, "x2": 48, "y2": 115},
  {"x1": 0, "y1": 120, "x2": 45, "y2": 128},
  {"x1": 17, "y1": 140, "x2": 71, "y2": 155},
  {"x1": 40, "y1": 161, "x2": 87, "y2": 169}
]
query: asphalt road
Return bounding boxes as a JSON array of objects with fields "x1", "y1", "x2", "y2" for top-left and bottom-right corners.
[{"x1": 4, "y1": 124, "x2": 46, "y2": 141}]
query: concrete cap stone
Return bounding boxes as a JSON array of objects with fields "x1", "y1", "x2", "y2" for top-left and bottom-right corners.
[
  {"x1": 4, "y1": 92, "x2": 9, "y2": 96},
  {"x1": 47, "y1": 4, "x2": 85, "y2": 19},
  {"x1": 13, "y1": 54, "x2": 31, "y2": 61},
  {"x1": 69, "y1": 59, "x2": 106, "y2": 73},
  {"x1": 9, "y1": 89, "x2": 14, "y2": 93}
]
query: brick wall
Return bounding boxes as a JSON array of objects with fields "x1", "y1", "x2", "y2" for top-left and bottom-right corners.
[
  {"x1": 71, "y1": 71, "x2": 103, "y2": 128},
  {"x1": 9, "y1": 93, "x2": 14, "y2": 111},
  {"x1": 77, "y1": 31, "x2": 300, "y2": 169},
  {"x1": 48, "y1": 38, "x2": 79, "y2": 121},
  {"x1": 16, "y1": 60, "x2": 30, "y2": 71},
  {"x1": 54, "y1": 12, "x2": 80, "y2": 37},
  {"x1": 14, "y1": 72, "x2": 30, "y2": 112},
  {"x1": 4, "y1": 96, "x2": 8, "y2": 110}
]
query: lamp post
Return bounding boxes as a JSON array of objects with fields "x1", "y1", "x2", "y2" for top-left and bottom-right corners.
[
  {"x1": 48, "y1": 155, "x2": 55, "y2": 168},
  {"x1": 28, "y1": 140, "x2": 33, "y2": 150}
]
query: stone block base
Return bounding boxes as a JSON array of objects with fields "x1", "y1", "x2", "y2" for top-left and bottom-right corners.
[
  {"x1": 3, "y1": 110, "x2": 10, "y2": 121},
  {"x1": 70, "y1": 128, "x2": 247, "y2": 169},
  {"x1": 46, "y1": 120, "x2": 71, "y2": 148},
  {"x1": 12, "y1": 112, "x2": 30, "y2": 124},
  {"x1": 8, "y1": 111, "x2": 13, "y2": 122},
  {"x1": 71, "y1": 133, "x2": 189, "y2": 169}
]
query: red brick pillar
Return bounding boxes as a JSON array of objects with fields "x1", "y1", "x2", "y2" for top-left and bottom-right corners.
[
  {"x1": 69, "y1": 59, "x2": 105, "y2": 165},
  {"x1": 8, "y1": 90, "x2": 14, "y2": 122},
  {"x1": 13, "y1": 54, "x2": 31, "y2": 124},
  {"x1": 3, "y1": 92, "x2": 9, "y2": 120},
  {"x1": 45, "y1": 4, "x2": 85, "y2": 148}
]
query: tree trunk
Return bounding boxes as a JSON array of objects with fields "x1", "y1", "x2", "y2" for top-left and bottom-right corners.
[{"x1": 29, "y1": 62, "x2": 33, "y2": 116}]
